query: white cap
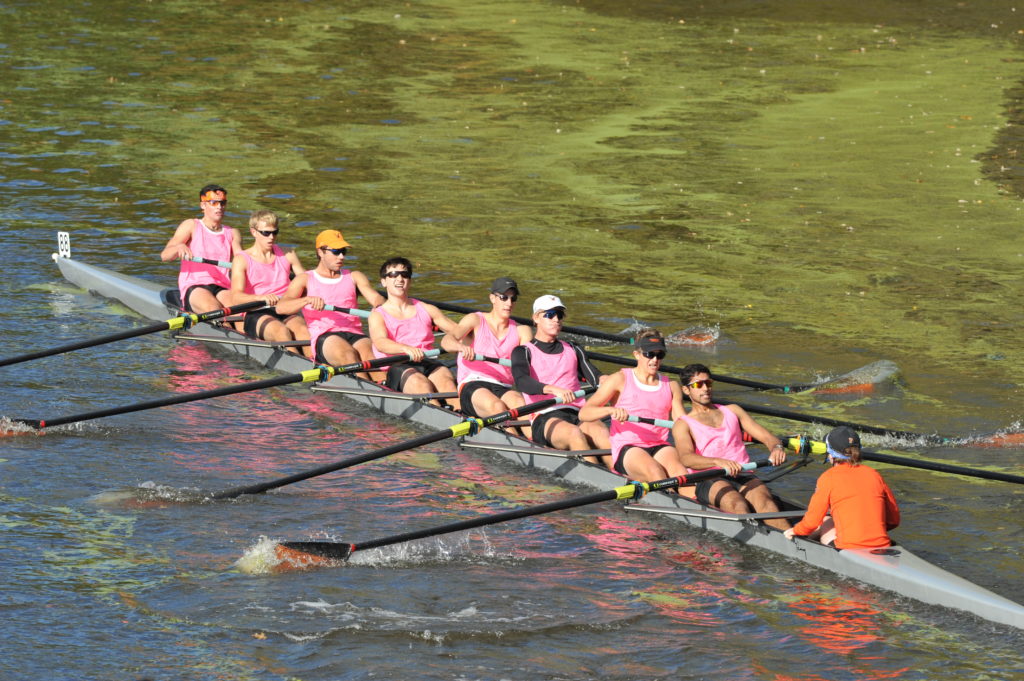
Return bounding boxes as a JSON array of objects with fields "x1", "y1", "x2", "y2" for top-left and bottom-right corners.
[{"x1": 532, "y1": 294, "x2": 566, "y2": 314}]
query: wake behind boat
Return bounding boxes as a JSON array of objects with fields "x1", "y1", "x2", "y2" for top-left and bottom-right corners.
[{"x1": 48, "y1": 234, "x2": 1024, "y2": 631}]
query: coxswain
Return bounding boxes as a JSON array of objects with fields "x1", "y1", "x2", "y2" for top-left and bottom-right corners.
[
  {"x1": 228, "y1": 210, "x2": 309, "y2": 355},
  {"x1": 160, "y1": 184, "x2": 242, "y2": 313},
  {"x1": 368, "y1": 257, "x2": 459, "y2": 409},
  {"x1": 442, "y1": 277, "x2": 532, "y2": 418},
  {"x1": 277, "y1": 230, "x2": 384, "y2": 374},
  {"x1": 512, "y1": 295, "x2": 609, "y2": 463},
  {"x1": 671, "y1": 363, "x2": 790, "y2": 530},
  {"x1": 579, "y1": 329, "x2": 689, "y2": 480}
]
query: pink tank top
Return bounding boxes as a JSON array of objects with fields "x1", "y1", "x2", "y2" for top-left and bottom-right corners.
[
  {"x1": 302, "y1": 270, "x2": 363, "y2": 350},
  {"x1": 521, "y1": 340, "x2": 584, "y2": 415},
  {"x1": 609, "y1": 369, "x2": 672, "y2": 464},
  {"x1": 372, "y1": 299, "x2": 435, "y2": 358},
  {"x1": 177, "y1": 219, "x2": 235, "y2": 295},
  {"x1": 456, "y1": 313, "x2": 519, "y2": 387},
  {"x1": 679, "y1": 405, "x2": 750, "y2": 468},
  {"x1": 241, "y1": 245, "x2": 291, "y2": 297}
]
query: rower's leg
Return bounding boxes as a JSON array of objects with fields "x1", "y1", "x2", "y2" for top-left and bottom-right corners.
[
  {"x1": 470, "y1": 387, "x2": 505, "y2": 419},
  {"x1": 321, "y1": 335, "x2": 359, "y2": 367},
  {"x1": 256, "y1": 317, "x2": 293, "y2": 344},
  {"x1": 352, "y1": 337, "x2": 382, "y2": 382},
  {"x1": 651, "y1": 445, "x2": 688, "y2": 478},
  {"x1": 187, "y1": 287, "x2": 222, "y2": 315},
  {"x1": 620, "y1": 446, "x2": 670, "y2": 483},
  {"x1": 284, "y1": 315, "x2": 311, "y2": 357},
  {"x1": 428, "y1": 367, "x2": 460, "y2": 411},
  {"x1": 738, "y1": 478, "x2": 789, "y2": 530},
  {"x1": 705, "y1": 480, "x2": 753, "y2": 514},
  {"x1": 544, "y1": 419, "x2": 589, "y2": 452},
  {"x1": 579, "y1": 420, "x2": 611, "y2": 466}
]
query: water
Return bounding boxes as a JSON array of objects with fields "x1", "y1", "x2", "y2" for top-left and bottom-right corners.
[{"x1": 1, "y1": 0, "x2": 1023, "y2": 679}]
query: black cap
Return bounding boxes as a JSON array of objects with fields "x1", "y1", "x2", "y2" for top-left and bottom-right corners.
[
  {"x1": 490, "y1": 276, "x2": 519, "y2": 294},
  {"x1": 825, "y1": 426, "x2": 861, "y2": 454}
]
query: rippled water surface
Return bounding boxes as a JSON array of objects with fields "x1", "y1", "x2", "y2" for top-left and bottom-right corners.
[{"x1": 2, "y1": 1, "x2": 1023, "y2": 679}]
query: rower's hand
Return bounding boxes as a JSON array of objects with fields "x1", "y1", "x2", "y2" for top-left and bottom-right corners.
[
  {"x1": 262, "y1": 293, "x2": 281, "y2": 306},
  {"x1": 305, "y1": 296, "x2": 325, "y2": 311},
  {"x1": 459, "y1": 344, "x2": 475, "y2": 361},
  {"x1": 769, "y1": 445, "x2": 787, "y2": 466},
  {"x1": 608, "y1": 407, "x2": 629, "y2": 422},
  {"x1": 548, "y1": 387, "x2": 577, "y2": 404},
  {"x1": 783, "y1": 528, "x2": 795, "y2": 541},
  {"x1": 714, "y1": 458, "x2": 743, "y2": 477},
  {"x1": 174, "y1": 244, "x2": 193, "y2": 260},
  {"x1": 405, "y1": 346, "x2": 425, "y2": 362}
]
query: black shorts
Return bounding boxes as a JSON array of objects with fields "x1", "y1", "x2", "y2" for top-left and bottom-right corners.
[
  {"x1": 314, "y1": 331, "x2": 368, "y2": 364},
  {"x1": 183, "y1": 284, "x2": 227, "y2": 312},
  {"x1": 612, "y1": 443, "x2": 673, "y2": 476},
  {"x1": 530, "y1": 408, "x2": 581, "y2": 447},
  {"x1": 694, "y1": 474, "x2": 755, "y2": 506},
  {"x1": 459, "y1": 381, "x2": 516, "y2": 417},
  {"x1": 384, "y1": 358, "x2": 447, "y2": 392},
  {"x1": 243, "y1": 309, "x2": 293, "y2": 338}
]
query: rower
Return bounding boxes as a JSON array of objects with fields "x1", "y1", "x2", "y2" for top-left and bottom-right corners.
[
  {"x1": 443, "y1": 277, "x2": 532, "y2": 418},
  {"x1": 784, "y1": 426, "x2": 900, "y2": 548},
  {"x1": 159, "y1": 183, "x2": 242, "y2": 313},
  {"x1": 671, "y1": 363, "x2": 790, "y2": 530},
  {"x1": 228, "y1": 210, "x2": 310, "y2": 355},
  {"x1": 512, "y1": 295, "x2": 609, "y2": 460},
  {"x1": 368, "y1": 257, "x2": 460, "y2": 409},
  {"x1": 579, "y1": 329, "x2": 689, "y2": 479},
  {"x1": 277, "y1": 230, "x2": 384, "y2": 375}
]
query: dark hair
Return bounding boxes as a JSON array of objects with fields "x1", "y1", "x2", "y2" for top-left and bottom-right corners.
[
  {"x1": 199, "y1": 183, "x2": 226, "y2": 199},
  {"x1": 380, "y1": 256, "x2": 413, "y2": 278},
  {"x1": 633, "y1": 328, "x2": 663, "y2": 345},
  {"x1": 679, "y1": 363, "x2": 711, "y2": 385}
]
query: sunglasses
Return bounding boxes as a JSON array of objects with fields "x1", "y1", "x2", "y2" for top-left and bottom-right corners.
[
  {"x1": 641, "y1": 350, "x2": 666, "y2": 360},
  {"x1": 254, "y1": 228, "x2": 279, "y2": 237},
  {"x1": 685, "y1": 379, "x2": 713, "y2": 390},
  {"x1": 494, "y1": 293, "x2": 518, "y2": 302},
  {"x1": 384, "y1": 270, "x2": 411, "y2": 279},
  {"x1": 204, "y1": 199, "x2": 227, "y2": 207},
  {"x1": 321, "y1": 247, "x2": 348, "y2": 256},
  {"x1": 541, "y1": 309, "x2": 564, "y2": 320}
]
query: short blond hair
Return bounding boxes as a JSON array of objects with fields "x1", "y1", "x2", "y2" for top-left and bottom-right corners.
[{"x1": 249, "y1": 210, "x2": 279, "y2": 230}]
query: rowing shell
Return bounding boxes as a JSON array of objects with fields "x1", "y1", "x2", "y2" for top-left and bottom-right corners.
[{"x1": 49, "y1": 238, "x2": 1024, "y2": 631}]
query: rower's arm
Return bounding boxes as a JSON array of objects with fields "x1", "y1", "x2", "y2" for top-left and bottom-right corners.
[
  {"x1": 511, "y1": 345, "x2": 545, "y2": 395},
  {"x1": 578, "y1": 372, "x2": 626, "y2": 422},
  {"x1": 368, "y1": 309, "x2": 411, "y2": 355},
  {"x1": 424, "y1": 303, "x2": 457, "y2": 335},
  {"x1": 160, "y1": 219, "x2": 195, "y2": 261},
  {"x1": 441, "y1": 313, "x2": 479, "y2": 355},
  {"x1": 284, "y1": 249, "x2": 306, "y2": 277},
  {"x1": 275, "y1": 274, "x2": 312, "y2": 316},
  {"x1": 731, "y1": 404, "x2": 785, "y2": 465},
  {"x1": 352, "y1": 271, "x2": 385, "y2": 308},
  {"x1": 670, "y1": 418, "x2": 744, "y2": 475},
  {"x1": 228, "y1": 254, "x2": 275, "y2": 305}
]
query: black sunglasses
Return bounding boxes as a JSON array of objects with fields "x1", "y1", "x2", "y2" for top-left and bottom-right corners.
[
  {"x1": 541, "y1": 309, "x2": 564, "y2": 320},
  {"x1": 641, "y1": 350, "x2": 666, "y2": 360},
  {"x1": 254, "y1": 228, "x2": 279, "y2": 237},
  {"x1": 322, "y1": 247, "x2": 348, "y2": 256},
  {"x1": 384, "y1": 270, "x2": 411, "y2": 279}
]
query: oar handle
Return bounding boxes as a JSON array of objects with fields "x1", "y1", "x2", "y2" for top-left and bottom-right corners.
[
  {"x1": 184, "y1": 255, "x2": 231, "y2": 269},
  {"x1": 473, "y1": 354, "x2": 512, "y2": 367},
  {"x1": 626, "y1": 415, "x2": 674, "y2": 429},
  {"x1": 323, "y1": 305, "x2": 371, "y2": 319}
]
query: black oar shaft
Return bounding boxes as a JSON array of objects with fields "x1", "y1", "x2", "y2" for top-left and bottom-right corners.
[
  {"x1": 860, "y1": 449, "x2": 1024, "y2": 485},
  {"x1": 22, "y1": 372, "x2": 311, "y2": 429},
  {"x1": 279, "y1": 461, "x2": 769, "y2": 560},
  {"x1": 212, "y1": 428, "x2": 455, "y2": 499},
  {"x1": 733, "y1": 400, "x2": 939, "y2": 441},
  {"x1": 214, "y1": 387, "x2": 597, "y2": 500},
  {"x1": 0, "y1": 300, "x2": 266, "y2": 368}
]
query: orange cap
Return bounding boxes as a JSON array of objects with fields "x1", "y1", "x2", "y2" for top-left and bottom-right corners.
[{"x1": 315, "y1": 229, "x2": 351, "y2": 249}]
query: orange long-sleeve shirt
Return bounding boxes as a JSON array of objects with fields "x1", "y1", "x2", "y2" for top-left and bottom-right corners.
[{"x1": 792, "y1": 463, "x2": 900, "y2": 549}]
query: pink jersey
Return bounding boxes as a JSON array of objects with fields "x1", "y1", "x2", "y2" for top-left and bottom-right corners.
[
  {"x1": 521, "y1": 340, "x2": 584, "y2": 415},
  {"x1": 679, "y1": 404, "x2": 750, "y2": 469},
  {"x1": 609, "y1": 369, "x2": 672, "y2": 465},
  {"x1": 241, "y1": 246, "x2": 291, "y2": 297},
  {"x1": 372, "y1": 299, "x2": 435, "y2": 358},
  {"x1": 456, "y1": 313, "x2": 519, "y2": 387},
  {"x1": 302, "y1": 270, "x2": 363, "y2": 350},
  {"x1": 177, "y1": 219, "x2": 235, "y2": 295}
]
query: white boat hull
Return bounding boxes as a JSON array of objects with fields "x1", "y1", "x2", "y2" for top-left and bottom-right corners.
[{"x1": 51, "y1": 248, "x2": 1024, "y2": 630}]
